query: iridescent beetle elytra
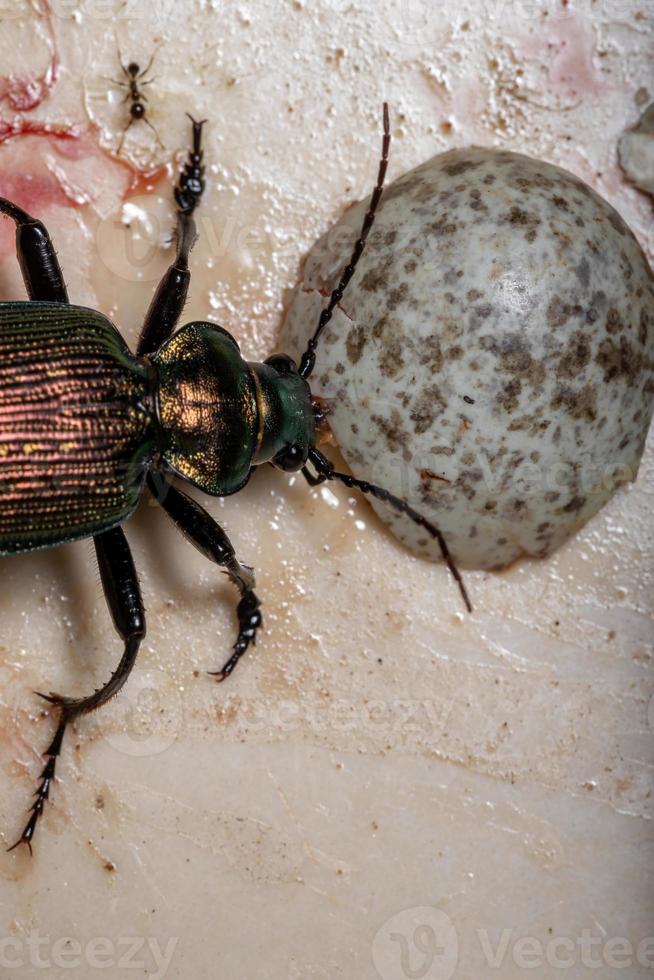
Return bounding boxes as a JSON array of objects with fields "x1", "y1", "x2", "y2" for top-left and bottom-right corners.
[{"x1": 0, "y1": 108, "x2": 469, "y2": 853}]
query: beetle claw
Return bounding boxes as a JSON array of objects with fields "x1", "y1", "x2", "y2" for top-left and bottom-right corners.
[
  {"x1": 6, "y1": 836, "x2": 33, "y2": 856},
  {"x1": 35, "y1": 691, "x2": 60, "y2": 704}
]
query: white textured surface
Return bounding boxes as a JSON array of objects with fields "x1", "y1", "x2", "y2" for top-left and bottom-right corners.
[{"x1": 0, "y1": 2, "x2": 652, "y2": 979}]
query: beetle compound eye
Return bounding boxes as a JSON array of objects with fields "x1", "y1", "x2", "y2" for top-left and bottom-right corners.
[
  {"x1": 265, "y1": 353, "x2": 298, "y2": 375},
  {"x1": 273, "y1": 444, "x2": 306, "y2": 472}
]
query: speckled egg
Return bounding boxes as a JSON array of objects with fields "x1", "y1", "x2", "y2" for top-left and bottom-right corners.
[{"x1": 281, "y1": 147, "x2": 654, "y2": 570}]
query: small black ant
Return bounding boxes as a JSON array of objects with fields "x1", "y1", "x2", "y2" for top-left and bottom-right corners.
[{"x1": 111, "y1": 48, "x2": 163, "y2": 152}]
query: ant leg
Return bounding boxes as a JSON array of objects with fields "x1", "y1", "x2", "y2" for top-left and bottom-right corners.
[
  {"x1": 137, "y1": 48, "x2": 159, "y2": 79},
  {"x1": 146, "y1": 473, "x2": 262, "y2": 682},
  {"x1": 8, "y1": 526, "x2": 145, "y2": 854},
  {"x1": 0, "y1": 197, "x2": 68, "y2": 302},
  {"x1": 101, "y1": 75, "x2": 128, "y2": 87},
  {"x1": 117, "y1": 115, "x2": 134, "y2": 154},
  {"x1": 136, "y1": 117, "x2": 206, "y2": 355},
  {"x1": 116, "y1": 43, "x2": 133, "y2": 81},
  {"x1": 143, "y1": 116, "x2": 164, "y2": 148}
]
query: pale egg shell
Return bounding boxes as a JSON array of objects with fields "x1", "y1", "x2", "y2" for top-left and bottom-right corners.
[{"x1": 280, "y1": 147, "x2": 654, "y2": 570}]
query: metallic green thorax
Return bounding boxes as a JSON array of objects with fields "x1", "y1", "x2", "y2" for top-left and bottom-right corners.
[
  {"x1": 249, "y1": 361, "x2": 316, "y2": 467},
  {"x1": 152, "y1": 322, "x2": 315, "y2": 496},
  {"x1": 0, "y1": 302, "x2": 154, "y2": 554}
]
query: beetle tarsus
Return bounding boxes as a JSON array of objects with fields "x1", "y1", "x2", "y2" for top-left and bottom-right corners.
[
  {"x1": 7, "y1": 716, "x2": 67, "y2": 854},
  {"x1": 135, "y1": 115, "x2": 207, "y2": 356},
  {"x1": 9, "y1": 528, "x2": 145, "y2": 853},
  {"x1": 174, "y1": 114, "x2": 207, "y2": 216},
  {"x1": 210, "y1": 591, "x2": 263, "y2": 682},
  {"x1": 145, "y1": 473, "x2": 264, "y2": 682}
]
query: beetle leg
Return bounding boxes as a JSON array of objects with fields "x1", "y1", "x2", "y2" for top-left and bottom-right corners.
[
  {"x1": 146, "y1": 472, "x2": 262, "y2": 681},
  {"x1": 301, "y1": 465, "x2": 328, "y2": 487},
  {"x1": 136, "y1": 209, "x2": 195, "y2": 355},
  {"x1": 136, "y1": 116, "x2": 206, "y2": 356},
  {"x1": 8, "y1": 526, "x2": 145, "y2": 854},
  {"x1": 0, "y1": 197, "x2": 68, "y2": 303}
]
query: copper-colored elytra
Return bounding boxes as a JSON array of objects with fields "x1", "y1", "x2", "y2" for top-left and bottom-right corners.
[{"x1": 0, "y1": 304, "x2": 153, "y2": 554}]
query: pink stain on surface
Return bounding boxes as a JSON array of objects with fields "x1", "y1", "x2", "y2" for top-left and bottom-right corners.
[
  {"x1": 0, "y1": 0, "x2": 59, "y2": 113},
  {"x1": 0, "y1": 118, "x2": 77, "y2": 146},
  {"x1": 0, "y1": 0, "x2": 181, "y2": 295},
  {"x1": 514, "y1": 10, "x2": 609, "y2": 101}
]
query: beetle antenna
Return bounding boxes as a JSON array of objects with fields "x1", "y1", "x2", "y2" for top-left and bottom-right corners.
[
  {"x1": 303, "y1": 447, "x2": 472, "y2": 613},
  {"x1": 298, "y1": 102, "x2": 390, "y2": 380}
]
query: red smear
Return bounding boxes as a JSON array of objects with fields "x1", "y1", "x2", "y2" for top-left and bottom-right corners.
[
  {"x1": 125, "y1": 162, "x2": 170, "y2": 199},
  {"x1": 0, "y1": 0, "x2": 178, "y2": 282},
  {"x1": 0, "y1": 0, "x2": 59, "y2": 113},
  {"x1": 0, "y1": 117, "x2": 77, "y2": 146},
  {"x1": 515, "y1": 11, "x2": 608, "y2": 101},
  {"x1": 0, "y1": 172, "x2": 73, "y2": 215}
]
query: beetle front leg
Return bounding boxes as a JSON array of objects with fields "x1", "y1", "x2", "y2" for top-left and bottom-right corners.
[
  {"x1": 146, "y1": 473, "x2": 262, "y2": 681},
  {"x1": 136, "y1": 116, "x2": 207, "y2": 356},
  {"x1": 136, "y1": 209, "x2": 196, "y2": 356},
  {"x1": 0, "y1": 197, "x2": 68, "y2": 303},
  {"x1": 8, "y1": 526, "x2": 145, "y2": 854}
]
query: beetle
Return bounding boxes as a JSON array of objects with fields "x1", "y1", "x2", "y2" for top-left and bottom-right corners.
[{"x1": 1, "y1": 107, "x2": 469, "y2": 854}]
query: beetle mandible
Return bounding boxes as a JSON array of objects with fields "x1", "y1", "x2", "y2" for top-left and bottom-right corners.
[{"x1": 1, "y1": 107, "x2": 469, "y2": 853}]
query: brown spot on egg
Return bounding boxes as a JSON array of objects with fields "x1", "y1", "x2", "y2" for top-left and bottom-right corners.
[
  {"x1": 557, "y1": 332, "x2": 591, "y2": 379},
  {"x1": 442, "y1": 158, "x2": 482, "y2": 176},
  {"x1": 546, "y1": 296, "x2": 582, "y2": 328},
  {"x1": 596, "y1": 337, "x2": 642, "y2": 384},
  {"x1": 639, "y1": 309, "x2": 649, "y2": 346},
  {"x1": 410, "y1": 384, "x2": 447, "y2": 433},
  {"x1": 346, "y1": 324, "x2": 366, "y2": 364},
  {"x1": 606, "y1": 307, "x2": 625, "y2": 335},
  {"x1": 497, "y1": 378, "x2": 522, "y2": 413},
  {"x1": 551, "y1": 383, "x2": 598, "y2": 422},
  {"x1": 371, "y1": 408, "x2": 409, "y2": 453}
]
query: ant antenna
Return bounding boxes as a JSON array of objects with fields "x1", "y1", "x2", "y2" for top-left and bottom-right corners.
[
  {"x1": 298, "y1": 102, "x2": 390, "y2": 380},
  {"x1": 304, "y1": 447, "x2": 473, "y2": 613}
]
